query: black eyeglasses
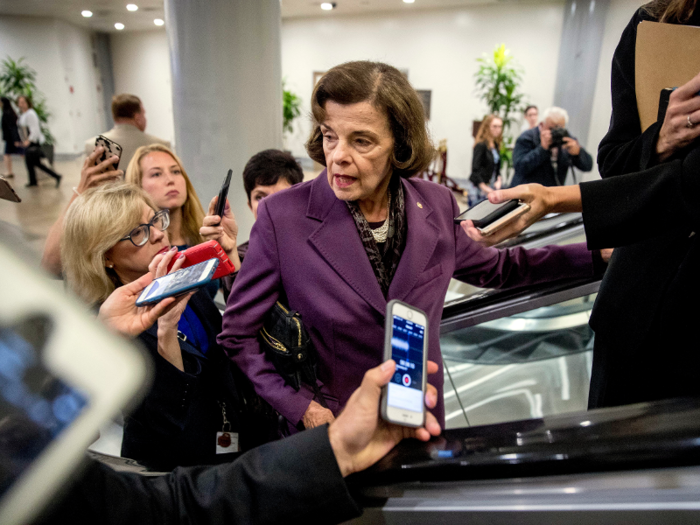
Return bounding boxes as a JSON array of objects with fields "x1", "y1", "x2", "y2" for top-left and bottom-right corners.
[{"x1": 120, "y1": 209, "x2": 170, "y2": 247}]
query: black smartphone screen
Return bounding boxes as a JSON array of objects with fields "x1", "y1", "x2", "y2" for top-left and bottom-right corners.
[
  {"x1": 454, "y1": 199, "x2": 520, "y2": 227},
  {"x1": 214, "y1": 169, "x2": 233, "y2": 220}
]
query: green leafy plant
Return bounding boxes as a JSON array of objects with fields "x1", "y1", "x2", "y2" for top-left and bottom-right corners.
[
  {"x1": 282, "y1": 80, "x2": 302, "y2": 136},
  {"x1": 474, "y1": 44, "x2": 526, "y2": 178},
  {"x1": 0, "y1": 57, "x2": 54, "y2": 145}
]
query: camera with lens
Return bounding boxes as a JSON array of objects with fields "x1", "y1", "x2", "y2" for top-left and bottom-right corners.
[{"x1": 549, "y1": 127, "x2": 570, "y2": 149}]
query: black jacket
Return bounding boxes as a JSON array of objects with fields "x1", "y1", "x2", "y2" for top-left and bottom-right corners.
[
  {"x1": 37, "y1": 425, "x2": 361, "y2": 525},
  {"x1": 587, "y1": 7, "x2": 700, "y2": 409},
  {"x1": 122, "y1": 289, "x2": 276, "y2": 470},
  {"x1": 470, "y1": 141, "x2": 501, "y2": 187},
  {"x1": 510, "y1": 127, "x2": 593, "y2": 187},
  {"x1": 1, "y1": 110, "x2": 19, "y2": 143}
]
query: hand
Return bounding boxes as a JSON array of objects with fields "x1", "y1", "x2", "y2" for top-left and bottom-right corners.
[
  {"x1": 97, "y1": 273, "x2": 177, "y2": 337},
  {"x1": 303, "y1": 400, "x2": 335, "y2": 429},
  {"x1": 200, "y1": 196, "x2": 240, "y2": 264},
  {"x1": 328, "y1": 359, "x2": 441, "y2": 477},
  {"x1": 148, "y1": 247, "x2": 191, "y2": 331},
  {"x1": 562, "y1": 137, "x2": 581, "y2": 156},
  {"x1": 478, "y1": 182, "x2": 494, "y2": 195},
  {"x1": 600, "y1": 248, "x2": 613, "y2": 263},
  {"x1": 657, "y1": 71, "x2": 700, "y2": 161},
  {"x1": 22, "y1": 140, "x2": 30, "y2": 148},
  {"x1": 77, "y1": 146, "x2": 123, "y2": 194},
  {"x1": 540, "y1": 128, "x2": 552, "y2": 150},
  {"x1": 494, "y1": 176, "x2": 502, "y2": 191}
]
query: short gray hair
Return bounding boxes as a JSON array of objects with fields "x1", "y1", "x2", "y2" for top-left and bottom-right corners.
[{"x1": 541, "y1": 107, "x2": 569, "y2": 126}]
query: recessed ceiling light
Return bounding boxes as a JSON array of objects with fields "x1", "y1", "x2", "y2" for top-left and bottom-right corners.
[
  {"x1": 81, "y1": 10, "x2": 93, "y2": 17},
  {"x1": 403, "y1": 0, "x2": 415, "y2": 3},
  {"x1": 154, "y1": 18, "x2": 165, "y2": 26},
  {"x1": 126, "y1": 4, "x2": 138, "y2": 11},
  {"x1": 321, "y1": 3, "x2": 336, "y2": 10},
  {"x1": 115, "y1": 22, "x2": 125, "y2": 30}
]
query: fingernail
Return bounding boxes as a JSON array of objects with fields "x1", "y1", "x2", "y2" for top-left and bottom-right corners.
[
  {"x1": 381, "y1": 360, "x2": 394, "y2": 372},
  {"x1": 177, "y1": 253, "x2": 185, "y2": 259},
  {"x1": 170, "y1": 246, "x2": 177, "y2": 252}
]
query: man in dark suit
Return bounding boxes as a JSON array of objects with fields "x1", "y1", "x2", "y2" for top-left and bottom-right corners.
[{"x1": 510, "y1": 106, "x2": 593, "y2": 187}]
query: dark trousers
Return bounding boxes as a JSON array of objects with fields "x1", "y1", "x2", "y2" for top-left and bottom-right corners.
[{"x1": 25, "y1": 143, "x2": 60, "y2": 185}]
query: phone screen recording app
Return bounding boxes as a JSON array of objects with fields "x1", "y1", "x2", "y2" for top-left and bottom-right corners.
[{"x1": 388, "y1": 315, "x2": 424, "y2": 413}]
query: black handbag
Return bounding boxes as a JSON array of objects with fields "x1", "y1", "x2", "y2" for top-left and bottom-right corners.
[{"x1": 258, "y1": 301, "x2": 328, "y2": 408}]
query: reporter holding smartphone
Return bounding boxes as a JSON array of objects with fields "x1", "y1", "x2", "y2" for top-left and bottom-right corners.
[
  {"x1": 219, "y1": 61, "x2": 603, "y2": 433},
  {"x1": 60, "y1": 182, "x2": 272, "y2": 470}
]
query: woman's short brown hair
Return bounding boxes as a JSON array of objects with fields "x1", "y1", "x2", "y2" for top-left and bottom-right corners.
[{"x1": 306, "y1": 61, "x2": 434, "y2": 178}]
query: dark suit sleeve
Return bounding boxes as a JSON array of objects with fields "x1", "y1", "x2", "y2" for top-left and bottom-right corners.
[
  {"x1": 582, "y1": 147, "x2": 700, "y2": 249},
  {"x1": 470, "y1": 142, "x2": 491, "y2": 186},
  {"x1": 571, "y1": 146, "x2": 593, "y2": 172},
  {"x1": 40, "y1": 425, "x2": 361, "y2": 525},
  {"x1": 513, "y1": 131, "x2": 549, "y2": 178},
  {"x1": 597, "y1": 9, "x2": 662, "y2": 178}
]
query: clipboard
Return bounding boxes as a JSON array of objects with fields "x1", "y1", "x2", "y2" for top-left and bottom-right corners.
[{"x1": 635, "y1": 21, "x2": 700, "y2": 132}]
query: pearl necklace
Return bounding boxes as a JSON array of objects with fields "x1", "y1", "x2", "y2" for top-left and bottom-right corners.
[{"x1": 371, "y1": 191, "x2": 391, "y2": 243}]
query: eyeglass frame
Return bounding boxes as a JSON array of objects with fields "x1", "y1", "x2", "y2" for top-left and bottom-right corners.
[{"x1": 119, "y1": 208, "x2": 170, "y2": 247}]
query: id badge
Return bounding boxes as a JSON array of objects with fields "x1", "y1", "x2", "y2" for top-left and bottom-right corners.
[{"x1": 216, "y1": 431, "x2": 239, "y2": 454}]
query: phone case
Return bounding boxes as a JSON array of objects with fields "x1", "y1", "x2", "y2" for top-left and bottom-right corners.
[
  {"x1": 95, "y1": 135, "x2": 123, "y2": 172},
  {"x1": 137, "y1": 259, "x2": 219, "y2": 306},
  {"x1": 166, "y1": 240, "x2": 236, "y2": 280},
  {"x1": 0, "y1": 177, "x2": 21, "y2": 203},
  {"x1": 380, "y1": 299, "x2": 428, "y2": 428},
  {"x1": 453, "y1": 199, "x2": 520, "y2": 226},
  {"x1": 479, "y1": 203, "x2": 530, "y2": 236},
  {"x1": 214, "y1": 169, "x2": 233, "y2": 218}
]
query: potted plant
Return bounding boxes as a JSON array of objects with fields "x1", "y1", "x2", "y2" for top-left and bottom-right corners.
[
  {"x1": 282, "y1": 80, "x2": 302, "y2": 151},
  {"x1": 473, "y1": 44, "x2": 526, "y2": 180}
]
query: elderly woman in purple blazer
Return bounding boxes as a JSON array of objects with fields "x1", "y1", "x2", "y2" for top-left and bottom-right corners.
[{"x1": 218, "y1": 61, "x2": 602, "y2": 430}]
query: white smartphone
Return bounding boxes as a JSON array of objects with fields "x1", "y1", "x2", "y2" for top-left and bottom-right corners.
[
  {"x1": 381, "y1": 300, "x2": 428, "y2": 428},
  {"x1": 0, "y1": 239, "x2": 149, "y2": 525},
  {"x1": 136, "y1": 258, "x2": 219, "y2": 306}
]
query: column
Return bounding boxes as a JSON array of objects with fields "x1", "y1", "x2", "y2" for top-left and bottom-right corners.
[{"x1": 164, "y1": 0, "x2": 283, "y2": 242}]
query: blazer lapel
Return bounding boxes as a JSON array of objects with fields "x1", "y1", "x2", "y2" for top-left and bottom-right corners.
[
  {"x1": 388, "y1": 179, "x2": 440, "y2": 302},
  {"x1": 307, "y1": 173, "x2": 386, "y2": 316}
]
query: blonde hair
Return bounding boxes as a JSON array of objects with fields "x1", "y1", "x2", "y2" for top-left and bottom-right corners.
[
  {"x1": 475, "y1": 114, "x2": 503, "y2": 149},
  {"x1": 61, "y1": 182, "x2": 157, "y2": 306},
  {"x1": 125, "y1": 144, "x2": 205, "y2": 247}
]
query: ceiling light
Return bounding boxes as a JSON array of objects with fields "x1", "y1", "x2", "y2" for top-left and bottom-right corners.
[
  {"x1": 403, "y1": 0, "x2": 415, "y2": 3},
  {"x1": 115, "y1": 22, "x2": 125, "y2": 30},
  {"x1": 154, "y1": 18, "x2": 165, "y2": 26},
  {"x1": 126, "y1": 4, "x2": 138, "y2": 11},
  {"x1": 81, "y1": 10, "x2": 93, "y2": 17},
  {"x1": 321, "y1": 3, "x2": 336, "y2": 10}
]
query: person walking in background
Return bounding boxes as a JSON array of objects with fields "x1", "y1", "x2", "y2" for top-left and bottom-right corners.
[
  {"x1": 16, "y1": 95, "x2": 62, "y2": 188},
  {"x1": 1, "y1": 96, "x2": 20, "y2": 178},
  {"x1": 469, "y1": 114, "x2": 503, "y2": 204},
  {"x1": 85, "y1": 94, "x2": 170, "y2": 168}
]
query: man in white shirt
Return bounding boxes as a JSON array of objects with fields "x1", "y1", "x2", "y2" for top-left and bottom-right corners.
[{"x1": 85, "y1": 94, "x2": 170, "y2": 169}]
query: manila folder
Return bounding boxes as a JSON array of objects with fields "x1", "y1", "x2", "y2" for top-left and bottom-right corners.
[{"x1": 636, "y1": 20, "x2": 700, "y2": 132}]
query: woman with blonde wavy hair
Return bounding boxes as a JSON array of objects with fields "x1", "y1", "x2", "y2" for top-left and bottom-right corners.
[
  {"x1": 469, "y1": 114, "x2": 503, "y2": 203},
  {"x1": 61, "y1": 181, "x2": 263, "y2": 469}
]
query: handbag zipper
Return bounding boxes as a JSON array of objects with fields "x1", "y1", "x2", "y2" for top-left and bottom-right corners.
[
  {"x1": 260, "y1": 327, "x2": 289, "y2": 353},
  {"x1": 276, "y1": 301, "x2": 302, "y2": 347}
]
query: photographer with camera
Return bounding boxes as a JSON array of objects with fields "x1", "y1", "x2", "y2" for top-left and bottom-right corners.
[{"x1": 510, "y1": 106, "x2": 592, "y2": 188}]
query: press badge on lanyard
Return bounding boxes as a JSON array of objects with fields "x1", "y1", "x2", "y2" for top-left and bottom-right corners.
[{"x1": 216, "y1": 401, "x2": 239, "y2": 454}]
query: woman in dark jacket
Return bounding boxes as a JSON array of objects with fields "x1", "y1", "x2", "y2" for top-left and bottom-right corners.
[
  {"x1": 469, "y1": 114, "x2": 503, "y2": 203},
  {"x1": 1, "y1": 97, "x2": 20, "y2": 178},
  {"x1": 61, "y1": 182, "x2": 273, "y2": 470},
  {"x1": 585, "y1": 0, "x2": 700, "y2": 409}
]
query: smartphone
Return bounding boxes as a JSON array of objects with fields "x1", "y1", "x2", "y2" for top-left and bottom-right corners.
[
  {"x1": 658, "y1": 87, "x2": 675, "y2": 124},
  {"x1": 0, "y1": 176, "x2": 20, "y2": 203},
  {"x1": 454, "y1": 199, "x2": 530, "y2": 237},
  {"x1": 94, "y1": 135, "x2": 123, "y2": 172},
  {"x1": 166, "y1": 240, "x2": 236, "y2": 280},
  {"x1": 136, "y1": 258, "x2": 219, "y2": 306},
  {"x1": 381, "y1": 300, "x2": 428, "y2": 428},
  {"x1": 214, "y1": 169, "x2": 233, "y2": 222}
]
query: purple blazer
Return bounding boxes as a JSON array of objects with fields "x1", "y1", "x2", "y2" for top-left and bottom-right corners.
[{"x1": 218, "y1": 172, "x2": 594, "y2": 426}]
